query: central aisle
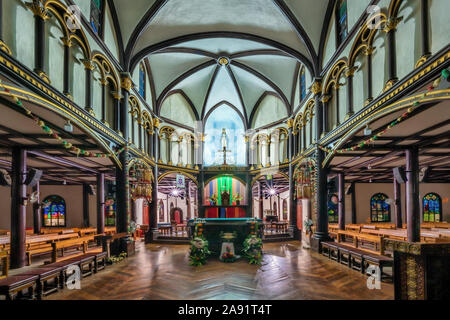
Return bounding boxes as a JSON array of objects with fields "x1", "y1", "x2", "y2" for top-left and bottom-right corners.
[{"x1": 49, "y1": 241, "x2": 393, "y2": 300}]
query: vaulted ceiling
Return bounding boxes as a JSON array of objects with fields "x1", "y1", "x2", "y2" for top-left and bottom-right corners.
[{"x1": 110, "y1": 0, "x2": 332, "y2": 121}]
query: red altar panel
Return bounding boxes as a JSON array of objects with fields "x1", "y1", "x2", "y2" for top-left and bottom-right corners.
[
  {"x1": 205, "y1": 207, "x2": 246, "y2": 218},
  {"x1": 297, "y1": 201, "x2": 302, "y2": 231}
]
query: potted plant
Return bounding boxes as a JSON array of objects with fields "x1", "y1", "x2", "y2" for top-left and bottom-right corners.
[
  {"x1": 233, "y1": 193, "x2": 242, "y2": 206},
  {"x1": 303, "y1": 219, "x2": 314, "y2": 249},
  {"x1": 209, "y1": 194, "x2": 217, "y2": 206}
]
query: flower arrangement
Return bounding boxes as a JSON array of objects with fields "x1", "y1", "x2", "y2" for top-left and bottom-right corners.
[
  {"x1": 209, "y1": 194, "x2": 218, "y2": 205},
  {"x1": 189, "y1": 223, "x2": 211, "y2": 266},
  {"x1": 242, "y1": 221, "x2": 263, "y2": 265},
  {"x1": 242, "y1": 234, "x2": 263, "y2": 265},
  {"x1": 232, "y1": 193, "x2": 242, "y2": 205},
  {"x1": 220, "y1": 246, "x2": 237, "y2": 263}
]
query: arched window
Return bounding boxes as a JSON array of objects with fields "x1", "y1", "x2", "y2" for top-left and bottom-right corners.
[
  {"x1": 336, "y1": 0, "x2": 348, "y2": 46},
  {"x1": 42, "y1": 195, "x2": 66, "y2": 227},
  {"x1": 90, "y1": 0, "x2": 104, "y2": 37},
  {"x1": 328, "y1": 194, "x2": 338, "y2": 223},
  {"x1": 300, "y1": 68, "x2": 306, "y2": 101},
  {"x1": 139, "y1": 62, "x2": 146, "y2": 99},
  {"x1": 423, "y1": 193, "x2": 442, "y2": 222},
  {"x1": 204, "y1": 104, "x2": 246, "y2": 166},
  {"x1": 370, "y1": 193, "x2": 391, "y2": 222}
]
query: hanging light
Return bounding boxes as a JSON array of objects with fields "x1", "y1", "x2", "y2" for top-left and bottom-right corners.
[
  {"x1": 64, "y1": 120, "x2": 73, "y2": 133},
  {"x1": 269, "y1": 189, "x2": 276, "y2": 195},
  {"x1": 364, "y1": 124, "x2": 372, "y2": 136}
]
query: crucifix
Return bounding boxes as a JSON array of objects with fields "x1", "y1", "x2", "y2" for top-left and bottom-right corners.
[{"x1": 218, "y1": 128, "x2": 232, "y2": 165}]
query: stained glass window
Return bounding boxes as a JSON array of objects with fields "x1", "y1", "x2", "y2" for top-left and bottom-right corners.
[
  {"x1": 139, "y1": 62, "x2": 146, "y2": 98},
  {"x1": 90, "y1": 0, "x2": 104, "y2": 36},
  {"x1": 42, "y1": 195, "x2": 66, "y2": 227},
  {"x1": 328, "y1": 194, "x2": 338, "y2": 223},
  {"x1": 300, "y1": 68, "x2": 306, "y2": 101},
  {"x1": 370, "y1": 193, "x2": 391, "y2": 222},
  {"x1": 336, "y1": 0, "x2": 348, "y2": 46},
  {"x1": 423, "y1": 193, "x2": 441, "y2": 222},
  {"x1": 105, "y1": 198, "x2": 116, "y2": 226}
]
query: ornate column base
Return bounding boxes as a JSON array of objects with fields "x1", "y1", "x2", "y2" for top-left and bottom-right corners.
[
  {"x1": 385, "y1": 239, "x2": 450, "y2": 300},
  {"x1": 144, "y1": 230, "x2": 160, "y2": 244},
  {"x1": 310, "y1": 232, "x2": 332, "y2": 253}
]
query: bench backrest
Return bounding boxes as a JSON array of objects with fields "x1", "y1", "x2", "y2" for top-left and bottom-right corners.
[{"x1": 52, "y1": 235, "x2": 94, "y2": 249}]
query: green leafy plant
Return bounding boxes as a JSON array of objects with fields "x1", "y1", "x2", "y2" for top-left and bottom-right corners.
[
  {"x1": 304, "y1": 219, "x2": 314, "y2": 235},
  {"x1": 107, "y1": 251, "x2": 127, "y2": 264},
  {"x1": 242, "y1": 222, "x2": 263, "y2": 265},
  {"x1": 189, "y1": 223, "x2": 211, "y2": 266}
]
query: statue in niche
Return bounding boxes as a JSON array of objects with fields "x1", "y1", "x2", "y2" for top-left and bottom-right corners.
[{"x1": 221, "y1": 190, "x2": 231, "y2": 206}]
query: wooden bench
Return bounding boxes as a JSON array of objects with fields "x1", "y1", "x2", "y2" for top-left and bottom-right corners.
[
  {"x1": 79, "y1": 228, "x2": 97, "y2": 237},
  {"x1": 0, "y1": 251, "x2": 8, "y2": 279},
  {"x1": 19, "y1": 266, "x2": 62, "y2": 299},
  {"x1": 337, "y1": 230, "x2": 385, "y2": 255},
  {"x1": 104, "y1": 226, "x2": 116, "y2": 235},
  {"x1": 51, "y1": 236, "x2": 94, "y2": 263},
  {"x1": 26, "y1": 233, "x2": 81, "y2": 265},
  {"x1": 0, "y1": 275, "x2": 38, "y2": 300}
]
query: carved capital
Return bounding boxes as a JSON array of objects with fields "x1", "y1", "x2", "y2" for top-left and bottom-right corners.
[
  {"x1": 25, "y1": 1, "x2": 49, "y2": 20},
  {"x1": 60, "y1": 37, "x2": 73, "y2": 48},
  {"x1": 320, "y1": 94, "x2": 331, "y2": 103},
  {"x1": 345, "y1": 66, "x2": 358, "y2": 78},
  {"x1": 152, "y1": 118, "x2": 160, "y2": 128},
  {"x1": 0, "y1": 40, "x2": 12, "y2": 55},
  {"x1": 121, "y1": 76, "x2": 133, "y2": 92},
  {"x1": 286, "y1": 118, "x2": 294, "y2": 128},
  {"x1": 364, "y1": 46, "x2": 375, "y2": 56},
  {"x1": 81, "y1": 59, "x2": 95, "y2": 71},
  {"x1": 310, "y1": 80, "x2": 322, "y2": 95},
  {"x1": 383, "y1": 17, "x2": 403, "y2": 33}
]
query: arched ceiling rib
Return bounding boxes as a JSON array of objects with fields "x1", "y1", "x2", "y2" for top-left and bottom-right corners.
[{"x1": 112, "y1": 0, "x2": 331, "y2": 125}]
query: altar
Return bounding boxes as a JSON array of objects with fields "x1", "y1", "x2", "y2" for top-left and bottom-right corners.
[{"x1": 187, "y1": 218, "x2": 263, "y2": 257}]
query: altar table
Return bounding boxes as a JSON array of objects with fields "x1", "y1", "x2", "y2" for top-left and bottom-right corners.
[{"x1": 187, "y1": 218, "x2": 263, "y2": 257}]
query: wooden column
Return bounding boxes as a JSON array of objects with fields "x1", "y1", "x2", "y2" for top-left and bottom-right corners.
[
  {"x1": 335, "y1": 86, "x2": 340, "y2": 126},
  {"x1": 245, "y1": 173, "x2": 252, "y2": 218},
  {"x1": 62, "y1": 38, "x2": 71, "y2": 96},
  {"x1": 345, "y1": 68, "x2": 356, "y2": 119},
  {"x1": 385, "y1": 18, "x2": 401, "y2": 86},
  {"x1": 406, "y1": 149, "x2": 420, "y2": 242},
  {"x1": 259, "y1": 182, "x2": 264, "y2": 219},
  {"x1": 351, "y1": 183, "x2": 357, "y2": 224},
  {"x1": 116, "y1": 73, "x2": 131, "y2": 234},
  {"x1": 186, "y1": 181, "x2": 191, "y2": 220},
  {"x1": 198, "y1": 171, "x2": 205, "y2": 218},
  {"x1": 100, "y1": 82, "x2": 107, "y2": 123},
  {"x1": 366, "y1": 47, "x2": 374, "y2": 102},
  {"x1": 82, "y1": 184, "x2": 90, "y2": 228},
  {"x1": 32, "y1": 181, "x2": 41, "y2": 235},
  {"x1": 338, "y1": 173, "x2": 345, "y2": 230},
  {"x1": 287, "y1": 118, "x2": 298, "y2": 239},
  {"x1": 419, "y1": 0, "x2": 431, "y2": 62},
  {"x1": 393, "y1": 176, "x2": 403, "y2": 229},
  {"x1": 26, "y1": 0, "x2": 47, "y2": 79},
  {"x1": 10, "y1": 148, "x2": 27, "y2": 269},
  {"x1": 83, "y1": 60, "x2": 94, "y2": 113},
  {"x1": 321, "y1": 95, "x2": 330, "y2": 135},
  {"x1": 97, "y1": 173, "x2": 105, "y2": 235},
  {"x1": 312, "y1": 79, "x2": 330, "y2": 246},
  {"x1": 150, "y1": 125, "x2": 159, "y2": 234}
]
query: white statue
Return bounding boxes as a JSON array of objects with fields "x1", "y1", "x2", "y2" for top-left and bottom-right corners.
[{"x1": 221, "y1": 128, "x2": 228, "y2": 149}]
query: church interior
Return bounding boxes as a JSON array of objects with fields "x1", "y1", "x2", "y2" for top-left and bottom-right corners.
[{"x1": 0, "y1": 0, "x2": 449, "y2": 302}]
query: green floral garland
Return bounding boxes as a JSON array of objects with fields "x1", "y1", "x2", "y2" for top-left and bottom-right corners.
[
  {"x1": 242, "y1": 221, "x2": 263, "y2": 265},
  {"x1": 189, "y1": 223, "x2": 211, "y2": 266}
]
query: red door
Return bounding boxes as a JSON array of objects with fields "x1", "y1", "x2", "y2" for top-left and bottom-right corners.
[
  {"x1": 297, "y1": 200, "x2": 302, "y2": 231},
  {"x1": 143, "y1": 204, "x2": 149, "y2": 225}
]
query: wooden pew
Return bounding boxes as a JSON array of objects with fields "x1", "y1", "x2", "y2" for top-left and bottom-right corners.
[
  {"x1": 50, "y1": 236, "x2": 95, "y2": 263},
  {"x1": 0, "y1": 230, "x2": 9, "y2": 236},
  {"x1": 78, "y1": 228, "x2": 97, "y2": 237},
  {"x1": 0, "y1": 251, "x2": 8, "y2": 280},
  {"x1": 26, "y1": 233, "x2": 80, "y2": 265},
  {"x1": 337, "y1": 230, "x2": 385, "y2": 255},
  {"x1": 104, "y1": 227, "x2": 116, "y2": 235},
  {"x1": 345, "y1": 224, "x2": 361, "y2": 232}
]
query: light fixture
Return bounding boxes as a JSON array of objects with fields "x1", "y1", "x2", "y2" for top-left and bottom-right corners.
[
  {"x1": 269, "y1": 189, "x2": 276, "y2": 195},
  {"x1": 364, "y1": 124, "x2": 372, "y2": 136},
  {"x1": 64, "y1": 120, "x2": 73, "y2": 133},
  {"x1": 62, "y1": 180, "x2": 67, "y2": 185},
  {"x1": 171, "y1": 189, "x2": 179, "y2": 196}
]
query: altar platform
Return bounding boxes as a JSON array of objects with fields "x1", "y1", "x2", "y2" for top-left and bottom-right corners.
[
  {"x1": 204, "y1": 206, "x2": 247, "y2": 218},
  {"x1": 187, "y1": 218, "x2": 263, "y2": 256}
]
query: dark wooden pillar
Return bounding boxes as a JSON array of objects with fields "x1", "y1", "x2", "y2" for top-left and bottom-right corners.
[
  {"x1": 258, "y1": 182, "x2": 264, "y2": 219},
  {"x1": 335, "y1": 86, "x2": 340, "y2": 126},
  {"x1": 366, "y1": 48, "x2": 374, "y2": 102},
  {"x1": 101, "y1": 82, "x2": 106, "y2": 123},
  {"x1": 406, "y1": 149, "x2": 420, "y2": 242},
  {"x1": 198, "y1": 170, "x2": 205, "y2": 218},
  {"x1": 385, "y1": 19, "x2": 400, "y2": 85},
  {"x1": 351, "y1": 182, "x2": 356, "y2": 224},
  {"x1": 420, "y1": 0, "x2": 431, "y2": 61},
  {"x1": 62, "y1": 39, "x2": 71, "y2": 97},
  {"x1": 10, "y1": 148, "x2": 27, "y2": 269},
  {"x1": 287, "y1": 118, "x2": 298, "y2": 239},
  {"x1": 82, "y1": 184, "x2": 90, "y2": 228},
  {"x1": 112, "y1": 93, "x2": 121, "y2": 132},
  {"x1": 116, "y1": 74, "x2": 131, "y2": 234},
  {"x1": 186, "y1": 181, "x2": 191, "y2": 220},
  {"x1": 312, "y1": 79, "x2": 330, "y2": 246},
  {"x1": 150, "y1": 164, "x2": 158, "y2": 232},
  {"x1": 83, "y1": 60, "x2": 94, "y2": 113},
  {"x1": 97, "y1": 173, "x2": 105, "y2": 234},
  {"x1": 32, "y1": 181, "x2": 41, "y2": 235},
  {"x1": 245, "y1": 173, "x2": 252, "y2": 218},
  {"x1": 393, "y1": 176, "x2": 403, "y2": 229},
  {"x1": 27, "y1": 0, "x2": 47, "y2": 79},
  {"x1": 338, "y1": 173, "x2": 345, "y2": 230},
  {"x1": 321, "y1": 95, "x2": 330, "y2": 135},
  {"x1": 345, "y1": 68, "x2": 356, "y2": 119}
]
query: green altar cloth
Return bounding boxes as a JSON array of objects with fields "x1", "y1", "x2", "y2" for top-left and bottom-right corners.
[{"x1": 187, "y1": 218, "x2": 263, "y2": 257}]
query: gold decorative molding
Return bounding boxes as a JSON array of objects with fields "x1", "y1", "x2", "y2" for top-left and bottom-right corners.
[
  {"x1": 344, "y1": 66, "x2": 358, "y2": 78},
  {"x1": 121, "y1": 76, "x2": 133, "y2": 92},
  {"x1": 35, "y1": 70, "x2": 51, "y2": 84},
  {"x1": 383, "y1": 17, "x2": 403, "y2": 33},
  {"x1": 320, "y1": 95, "x2": 331, "y2": 103},
  {"x1": 364, "y1": 46, "x2": 375, "y2": 56},
  {"x1": 60, "y1": 37, "x2": 73, "y2": 48},
  {"x1": 0, "y1": 40, "x2": 12, "y2": 55},
  {"x1": 152, "y1": 117, "x2": 160, "y2": 128},
  {"x1": 415, "y1": 55, "x2": 430, "y2": 69},
  {"x1": 286, "y1": 118, "x2": 294, "y2": 128},
  {"x1": 383, "y1": 79, "x2": 398, "y2": 92},
  {"x1": 81, "y1": 59, "x2": 95, "y2": 71},
  {"x1": 310, "y1": 80, "x2": 322, "y2": 95},
  {"x1": 25, "y1": 1, "x2": 50, "y2": 20}
]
